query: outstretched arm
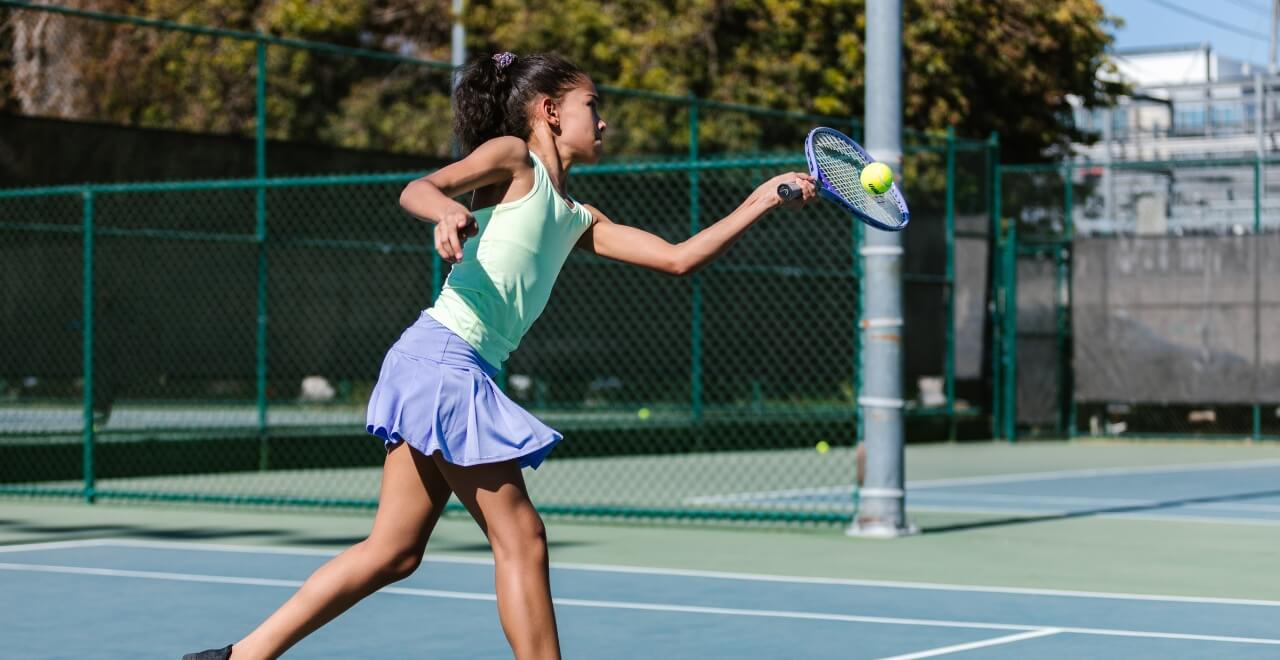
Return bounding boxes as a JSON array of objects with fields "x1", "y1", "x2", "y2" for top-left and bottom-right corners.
[{"x1": 575, "y1": 172, "x2": 816, "y2": 276}]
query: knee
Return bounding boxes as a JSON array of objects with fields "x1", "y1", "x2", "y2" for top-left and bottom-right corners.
[
  {"x1": 488, "y1": 507, "x2": 547, "y2": 562},
  {"x1": 363, "y1": 540, "x2": 424, "y2": 582}
]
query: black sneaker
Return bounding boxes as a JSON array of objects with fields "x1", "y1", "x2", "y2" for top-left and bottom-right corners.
[{"x1": 182, "y1": 644, "x2": 232, "y2": 660}]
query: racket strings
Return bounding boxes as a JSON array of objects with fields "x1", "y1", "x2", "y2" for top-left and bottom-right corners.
[{"x1": 812, "y1": 133, "x2": 906, "y2": 229}]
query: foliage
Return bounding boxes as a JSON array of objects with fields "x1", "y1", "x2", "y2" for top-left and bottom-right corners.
[{"x1": 1, "y1": 0, "x2": 1122, "y2": 160}]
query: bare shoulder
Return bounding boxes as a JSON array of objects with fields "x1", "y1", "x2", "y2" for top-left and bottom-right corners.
[
  {"x1": 420, "y1": 137, "x2": 533, "y2": 201},
  {"x1": 472, "y1": 136, "x2": 532, "y2": 174}
]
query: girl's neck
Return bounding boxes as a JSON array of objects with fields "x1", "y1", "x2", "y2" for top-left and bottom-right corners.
[{"x1": 528, "y1": 133, "x2": 572, "y2": 197}]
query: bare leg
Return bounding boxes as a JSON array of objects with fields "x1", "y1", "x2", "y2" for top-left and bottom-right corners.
[
  {"x1": 434, "y1": 456, "x2": 560, "y2": 660},
  {"x1": 231, "y1": 444, "x2": 452, "y2": 659}
]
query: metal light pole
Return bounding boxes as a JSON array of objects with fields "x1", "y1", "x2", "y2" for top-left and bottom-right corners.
[
  {"x1": 849, "y1": 0, "x2": 916, "y2": 538},
  {"x1": 1271, "y1": 0, "x2": 1278, "y2": 74},
  {"x1": 451, "y1": 0, "x2": 467, "y2": 84}
]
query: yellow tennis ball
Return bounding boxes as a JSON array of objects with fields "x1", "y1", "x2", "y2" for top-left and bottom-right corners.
[
  {"x1": 637, "y1": 407, "x2": 651, "y2": 420},
  {"x1": 815, "y1": 440, "x2": 830, "y2": 454},
  {"x1": 861, "y1": 162, "x2": 894, "y2": 195}
]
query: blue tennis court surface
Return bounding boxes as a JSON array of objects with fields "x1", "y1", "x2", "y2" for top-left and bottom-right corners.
[
  {"x1": 689, "y1": 459, "x2": 1280, "y2": 525},
  {"x1": 2, "y1": 538, "x2": 1278, "y2": 659}
]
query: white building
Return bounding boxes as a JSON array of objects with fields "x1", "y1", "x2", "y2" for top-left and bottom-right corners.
[
  {"x1": 1067, "y1": 44, "x2": 1276, "y2": 235},
  {"x1": 1074, "y1": 43, "x2": 1271, "y2": 162}
]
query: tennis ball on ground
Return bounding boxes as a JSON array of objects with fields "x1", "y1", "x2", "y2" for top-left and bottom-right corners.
[
  {"x1": 861, "y1": 162, "x2": 894, "y2": 195},
  {"x1": 637, "y1": 407, "x2": 651, "y2": 420},
  {"x1": 815, "y1": 440, "x2": 830, "y2": 454}
]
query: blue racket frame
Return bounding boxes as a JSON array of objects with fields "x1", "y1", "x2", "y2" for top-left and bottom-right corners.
[{"x1": 793, "y1": 127, "x2": 911, "y2": 232}]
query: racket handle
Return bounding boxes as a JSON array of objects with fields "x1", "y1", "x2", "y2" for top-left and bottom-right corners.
[{"x1": 777, "y1": 183, "x2": 803, "y2": 200}]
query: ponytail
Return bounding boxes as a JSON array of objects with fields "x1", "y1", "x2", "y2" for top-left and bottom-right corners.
[{"x1": 451, "y1": 52, "x2": 587, "y2": 155}]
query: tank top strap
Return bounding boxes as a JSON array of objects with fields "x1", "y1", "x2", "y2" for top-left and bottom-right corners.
[
  {"x1": 528, "y1": 150, "x2": 582, "y2": 212},
  {"x1": 527, "y1": 150, "x2": 552, "y2": 192},
  {"x1": 573, "y1": 197, "x2": 594, "y2": 224}
]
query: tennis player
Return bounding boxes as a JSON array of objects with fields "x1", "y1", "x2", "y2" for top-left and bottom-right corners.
[{"x1": 184, "y1": 52, "x2": 815, "y2": 660}]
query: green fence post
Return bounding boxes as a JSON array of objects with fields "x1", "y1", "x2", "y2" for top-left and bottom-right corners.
[
  {"x1": 255, "y1": 39, "x2": 270, "y2": 470},
  {"x1": 853, "y1": 222, "x2": 866, "y2": 446},
  {"x1": 944, "y1": 127, "x2": 957, "y2": 441},
  {"x1": 852, "y1": 182, "x2": 865, "y2": 512},
  {"x1": 1003, "y1": 195, "x2": 1017, "y2": 442},
  {"x1": 689, "y1": 95, "x2": 703, "y2": 425},
  {"x1": 82, "y1": 190, "x2": 96, "y2": 504},
  {"x1": 1063, "y1": 161, "x2": 1076, "y2": 439},
  {"x1": 852, "y1": 118, "x2": 866, "y2": 453},
  {"x1": 988, "y1": 132, "x2": 1003, "y2": 439},
  {"x1": 989, "y1": 131, "x2": 1016, "y2": 442}
]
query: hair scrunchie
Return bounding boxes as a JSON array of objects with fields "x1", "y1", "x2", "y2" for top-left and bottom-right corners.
[{"x1": 492, "y1": 52, "x2": 517, "y2": 71}]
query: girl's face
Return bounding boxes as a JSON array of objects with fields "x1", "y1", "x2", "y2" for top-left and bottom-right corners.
[{"x1": 554, "y1": 79, "x2": 606, "y2": 163}]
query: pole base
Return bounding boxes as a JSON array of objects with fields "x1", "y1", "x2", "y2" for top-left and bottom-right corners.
[{"x1": 845, "y1": 519, "x2": 920, "y2": 538}]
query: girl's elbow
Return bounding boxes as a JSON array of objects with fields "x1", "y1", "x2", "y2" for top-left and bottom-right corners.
[
  {"x1": 399, "y1": 182, "x2": 436, "y2": 222},
  {"x1": 398, "y1": 182, "x2": 419, "y2": 211},
  {"x1": 666, "y1": 254, "x2": 696, "y2": 277}
]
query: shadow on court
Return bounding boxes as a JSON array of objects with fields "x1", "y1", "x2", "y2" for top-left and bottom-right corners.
[{"x1": 923, "y1": 487, "x2": 1280, "y2": 534}]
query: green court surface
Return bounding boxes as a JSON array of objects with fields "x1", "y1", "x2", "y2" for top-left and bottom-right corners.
[{"x1": 5, "y1": 439, "x2": 1279, "y2": 602}]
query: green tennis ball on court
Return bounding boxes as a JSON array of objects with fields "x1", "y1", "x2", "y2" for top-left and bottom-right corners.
[
  {"x1": 637, "y1": 407, "x2": 651, "y2": 420},
  {"x1": 861, "y1": 162, "x2": 894, "y2": 195},
  {"x1": 815, "y1": 440, "x2": 830, "y2": 454}
]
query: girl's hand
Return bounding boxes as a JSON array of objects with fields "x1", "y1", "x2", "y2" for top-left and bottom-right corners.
[
  {"x1": 435, "y1": 204, "x2": 478, "y2": 263},
  {"x1": 756, "y1": 172, "x2": 817, "y2": 210}
]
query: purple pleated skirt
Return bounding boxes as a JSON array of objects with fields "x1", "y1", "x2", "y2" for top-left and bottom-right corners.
[{"x1": 365, "y1": 312, "x2": 562, "y2": 469}]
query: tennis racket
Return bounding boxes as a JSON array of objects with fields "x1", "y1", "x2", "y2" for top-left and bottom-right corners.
[{"x1": 778, "y1": 127, "x2": 910, "y2": 232}]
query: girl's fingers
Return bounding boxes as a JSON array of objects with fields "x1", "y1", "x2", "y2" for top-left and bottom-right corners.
[
  {"x1": 428, "y1": 209, "x2": 474, "y2": 263},
  {"x1": 446, "y1": 227, "x2": 464, "y2": 262},
  {"x1": 436, "y1": 227, "x2": 461, "y2": 263}
]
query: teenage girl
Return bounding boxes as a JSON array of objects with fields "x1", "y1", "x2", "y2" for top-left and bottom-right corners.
[{"x1": 184, "y1": 51, "x2": 815, "y2": 660}]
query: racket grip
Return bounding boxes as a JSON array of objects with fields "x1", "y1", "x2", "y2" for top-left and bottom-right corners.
[{"x1": 777, "y1": 183, "x2": 803, "y2": 200}]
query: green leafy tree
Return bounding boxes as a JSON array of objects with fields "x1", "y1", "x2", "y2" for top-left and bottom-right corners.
[
  {"x1": 465, "y1": 0, "x2": 1122, "y2": 160},
  {"x1": 2, "y1": 1, "x2": 457, "y2": 156},
  {"x1": 2, "y1": 0, "x2": 1121, "y2": 161}
]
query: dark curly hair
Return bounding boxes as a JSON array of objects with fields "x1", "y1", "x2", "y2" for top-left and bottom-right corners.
[{"x1": 452, "y1": 53, "x2": 588, "y2": 156}]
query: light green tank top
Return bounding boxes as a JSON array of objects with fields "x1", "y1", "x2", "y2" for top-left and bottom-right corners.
[{"x1": 427, "y1": 151, "x2": 595, "y2": 368}]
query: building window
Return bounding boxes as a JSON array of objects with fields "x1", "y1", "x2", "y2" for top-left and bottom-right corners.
[
  {"x1": 1175, "y1": 106, "x2": 1205, "y2": 132},
  {"x1": 1211, "y1": 104, "x2": 1242, "y2": 128}
]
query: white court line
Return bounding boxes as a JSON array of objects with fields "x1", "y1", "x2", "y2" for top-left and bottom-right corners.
[
  {"x1": 2, "y1": 562, "x2": 1278, "y2": 647},
  {"x1": 886, "y1": 504, "x2": 1280, "y2": 528},
  {"x1": 908, "y1": 492, "x2": 1280, "y2": 516},
  {"x1": 17, "y1": 538, "x2": 1280, "y2": 609},
  {"x1": 1105, "y1": 512, "x2": 1280, "y2": 527},
  {"x1": 685, "y1": 495, "x2": 1280, "y2": 526},
  {"x1": 907, "y1": 458, "x2": 1280, "y2": 490},
  {"x1": 680, "y1": 499, "x2": 1280, "y2": 527},
  {"x1": 908, "y1": 492, "x2": 1154, "y2": 507},
  {"x1": 877, "y1": 628, "x2": 1063, "y2": 660},
  {"x1": 1188, "y1": 502, "x2": 1280, "y2": 514},
  {"x1": 906, "y1": 492, "x2": 1280, "y2": 515},
  {"x1": 684, "y1": 457, "x2": 1280, "y2": 506},
  {"x1": 0, "y1": 538, "x2": 114, "y2": 553},
  {"x1": 685, "y1": 484, "x2": 849, "y2": 505}
]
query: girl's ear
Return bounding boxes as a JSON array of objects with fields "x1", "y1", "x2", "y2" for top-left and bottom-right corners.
[{"x1": 538, "y1": 95, "x2": 559, "y2": 128}]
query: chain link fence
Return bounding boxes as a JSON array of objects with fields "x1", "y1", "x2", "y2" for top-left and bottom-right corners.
[
  {"x1": 998, "y1": 158, "x2": 1280, "y2": 442},
  {"x1": 1, "y1": 2, "x2": 994, "y2": 525}
]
